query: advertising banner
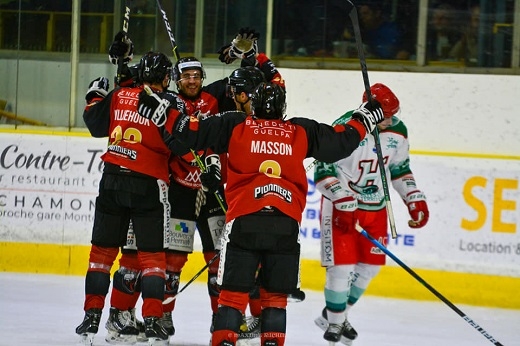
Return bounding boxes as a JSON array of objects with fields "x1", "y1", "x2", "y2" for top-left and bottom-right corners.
[{"x1": 1, "y1": 133, "x2": 519, "y2": 276}]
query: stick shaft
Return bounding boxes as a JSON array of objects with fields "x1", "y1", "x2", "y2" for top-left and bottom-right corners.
[
  {"x1": 355, "y1": 224, "x2": 504, "y2": 346},
  {"x1": 347, "y1": 2, "x2": 397, "y2": 238},
  {"x1": 156, "y1": 0, "x2": 180, "y2": 61},
  {"x1": 163, "y1": 252, "x2": 220, "y2": 304},
  {"x1": 154, "y1": 0, "x2": 226, "y2": 213},
  {"x1": 116, "y1": 5, "x2": 130, "y2": 86}
]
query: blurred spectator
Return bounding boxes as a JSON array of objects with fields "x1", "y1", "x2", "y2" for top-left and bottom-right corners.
[
  {"x1": 427, "y1": 3, "x2": 460, "y2": 61},
  {"x1": 449, "y1": 4, "x2": 480, "y2": 66},
  {"x1": 356, "y1": 2, "x2": 410, "y2": 60}
]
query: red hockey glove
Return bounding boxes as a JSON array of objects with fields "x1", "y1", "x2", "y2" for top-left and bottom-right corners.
[
  {"x1": 405, "y1": 191, "x2": 429, "y2": 228},
  {"x1": 332, "y1": 196, "x2": 358, "y2": 232}
]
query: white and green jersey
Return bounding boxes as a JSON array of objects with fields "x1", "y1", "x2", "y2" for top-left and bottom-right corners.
[{"x1": 314, "y1": 110, "x2": 416, "y2": 211}]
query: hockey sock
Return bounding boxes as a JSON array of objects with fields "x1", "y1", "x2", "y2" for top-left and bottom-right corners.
[
  {"x1": 84, "y1": 245, "x2": 119, "y2": 310},
  {"x1": 261, "y1": 307, "x2": 286, "y2": 346},
  {"x1": 211, "y1": 305, "x2": 242, "y2": 346},
  {"x1": 110, "y1": 254, "x2": 141, "y2": 310},
  {"x1": 205, "y1": 251, "x2": 220, "y2": 313},
  {"x1": 139, "y1": 251, "x2": 166, "y2": 318},
  {"x1": 249, "y1": 284, "x2": 262, "y2": 317}
]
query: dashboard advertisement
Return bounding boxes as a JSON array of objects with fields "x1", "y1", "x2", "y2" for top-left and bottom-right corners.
[{"x1": 1, "y1": 133, "x2": 519, "y2": 276}]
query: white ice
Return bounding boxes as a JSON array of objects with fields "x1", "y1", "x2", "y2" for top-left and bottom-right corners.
[{"x1": 0, "y1": 272, "x2": 518, "y2": 346}]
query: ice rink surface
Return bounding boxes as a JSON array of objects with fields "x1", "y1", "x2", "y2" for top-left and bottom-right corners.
[{"x1": 0, "y1": 272, "x2": 518, "y2": 346}]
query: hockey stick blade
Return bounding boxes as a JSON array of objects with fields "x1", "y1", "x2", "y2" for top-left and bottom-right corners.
[
  {"x1": 163, "y1": 252, "x2": 220, "y2": 305},
  {"x1": 354, "y1": 224, "x2": 504, "y2": 346}
]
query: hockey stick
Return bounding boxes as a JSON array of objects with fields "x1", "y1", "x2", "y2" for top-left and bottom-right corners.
[
  {"x1": 163, "y1": 252, "x2": 220, "y2": 304},
  {"x1": 155, "y1": 0, "x2": 227, "y2": 213},
  {"x1": 346, "y1": 0, "x2": 398, "y2": 239},
  {"x1": 156, "y1": 0, "x2": 180, "y2": 61},
  {"x1": 354, "y1": 224, "x2": 504, "y2": 346},
  {"x1": 116, "y1": 4, "x2": 131, "y2": 86}
]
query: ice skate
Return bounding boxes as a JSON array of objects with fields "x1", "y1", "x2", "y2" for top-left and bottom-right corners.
[
  {"x1": 104, "y1": 307, "x2": 139, "y2": 344},
  {"x1": 158, "y1": 311, "x2": 175, "y2": 336},
  {"x1": 75, "y1": 308, "x2": 102, "y2": 346},
  {"x1": 323, "y1": 323, "x2": 344, "y2": 344},
  {"x1": 238, "y1": 315, "x2": 261, "y2": 339},
  {"x1": 287, "y1": 288, "x2": 306, "y2": 303},
  {"x1": 144, "y1": 316, "x2": 169, "y2": 346},
  {"x1": 129, "y1": 308, "x2": 147, "y2": 343},
  {"x1": 314, "y1": 308, "x2": 357, "y2": 345}
]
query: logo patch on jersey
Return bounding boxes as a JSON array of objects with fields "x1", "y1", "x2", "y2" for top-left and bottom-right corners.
[
  {"x1": 107, "y1": 145, "x2": 137, "y2": 160},
  {"x1": 386, "y1": 137, "x2": 398, "y2": 149},
  {"x1": 370, "y1": 246, "x2": 384, "y2": 255},
  {"x1": 254, "y1": 183, "x2": 292, "y2": 202},
  {"x1": 348, "y1": 182, "x2": 379, "y2": 195},
  {"x1": 174, "y1": 221, "x2": 190, "y2": 233}
]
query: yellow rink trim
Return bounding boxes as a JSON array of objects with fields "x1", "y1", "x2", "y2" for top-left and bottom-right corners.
[{"x1": 1, "y1": 242, "x2": 519, "y2": 310}]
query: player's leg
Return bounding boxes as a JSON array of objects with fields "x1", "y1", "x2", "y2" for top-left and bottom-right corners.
[
  {"x1": 197, "y1": 188, "x2": 226, "y2": 331},
  {"x1": 316, "y1": 197, "x2": 359, "y2": 343},
  {"x1": 211, "y1": 218, "x2": 260, "y2": 346},
  {"x1": 106, "y1": 247, "x2": 142, "y2": 343},
  {"x1": 132, "y1": 178, "x2": 170, "y2": 344},
  {"x1": 76, "y1": 176, "x2": 129, "y2": 344}
]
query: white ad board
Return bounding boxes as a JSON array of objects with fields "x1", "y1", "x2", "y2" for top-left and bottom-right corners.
[{"x1": 1, "y1": 133, "x2": 519, "y2": 276}]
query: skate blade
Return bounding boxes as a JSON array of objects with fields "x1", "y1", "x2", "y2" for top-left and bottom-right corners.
[
  {"x1": 136, "y1": 334, "x2": 148, "y2": 343},
  {"x1": 314, "y1": 316, "x2": 354, "y2": 346},
  {"x1": 79, "y1": 332, "x2": 95, "y2": 346},
  {"x1": 314, "y1": 316, "x2": 328, "y2": 332},
  {"x1": 147, "y1": 337, "x2": 168, "y2": 346},
  {"x1": 105, "y1": 331, "x2": 138, "y2": 344},
  {"x1": 237, "y1": 338, "x2": 260, "y2": 346}
]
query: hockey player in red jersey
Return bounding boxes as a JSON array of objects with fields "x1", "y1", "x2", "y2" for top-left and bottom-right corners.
[
  {"x1": 313, "y1": 83, "x2": 430, "y2": 344},
  {"x1": 102, "y1": 27, "x2": 288, "y2": 343},
  {"x1": 75, "y1": 51, "x2": 184, "y2": 346},
  {"x1": 135, "y1": 81, "x2": 385, "y2": 346}
]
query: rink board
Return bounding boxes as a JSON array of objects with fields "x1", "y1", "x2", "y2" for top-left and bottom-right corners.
[
  {"x1": 1, "y1": 131, "x2": 519, "y2": 310},
  {"x1": 1, "y1": 241, "x2": 519, "y2": 310}
]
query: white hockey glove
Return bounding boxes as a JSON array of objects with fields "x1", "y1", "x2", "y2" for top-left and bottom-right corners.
[
  {"x1": 352, "y1": 100, "x2": 384, "y2": 134},
  {"x1": 218, "y1": 28, "x2": 259, "y2": 64},
  {"x1": 200, "y1": 154, "x2": 222, "y2": 194},
  {"x1": 137, "y1": 86, "x2": 170, "y2": 127},
  {"x1": 85, "y1": 77, "x2": 109, "y2": 103},
  {"x1": 231, "y1": 28, "x2": 259, "y2": 60}
]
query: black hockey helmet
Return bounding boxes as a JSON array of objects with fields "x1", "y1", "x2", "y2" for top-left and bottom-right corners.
[
  {"x1": 173, "y1": 56, "x2": 206, "y2": 83},
  {"x1": 138, "y1": 51, "x2": 172, "y2": 85},
  {"x1": 227, "y1": 66, "x2": 266, "y2": 97},
  {"x1": 251, "y1": 82, "x2": 286, "y2": 120}
]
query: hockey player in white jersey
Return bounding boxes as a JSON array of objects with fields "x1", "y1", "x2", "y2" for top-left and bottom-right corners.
[{"x1": 313, "y1": 83, "x2": 429, "y2": 344}]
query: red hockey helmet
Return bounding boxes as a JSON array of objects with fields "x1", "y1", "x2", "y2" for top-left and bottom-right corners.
[{"x1": 362, "y1": 83, "x2": 400, "y2": 118}]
